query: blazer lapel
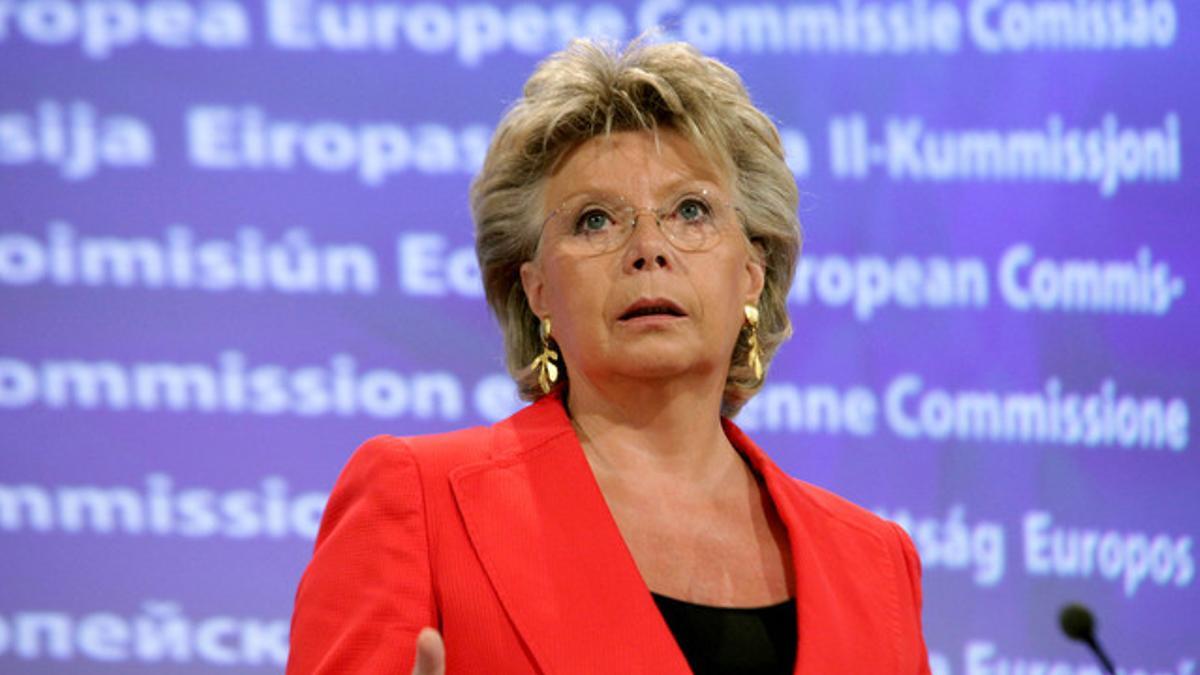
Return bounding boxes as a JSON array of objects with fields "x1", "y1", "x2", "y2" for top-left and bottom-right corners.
[
  {"x1": 451, "y1": 398, "x2": 903, "y2": 673},
  {"x1": 449, "y1": 396, "x2": 690, "y2": 674},
  {"x1": 724, "y1": 420, "x2": 904, "y2": 673}
]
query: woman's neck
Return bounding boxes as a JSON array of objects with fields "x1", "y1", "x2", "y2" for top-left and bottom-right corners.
[{"x1": 564, "y1": 372, "x2": 741, "y2": 488}]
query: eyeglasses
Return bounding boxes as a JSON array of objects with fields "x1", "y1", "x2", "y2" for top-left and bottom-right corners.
[{"x1": 540, "y1": 187, "x2": 742, "y2": 256}]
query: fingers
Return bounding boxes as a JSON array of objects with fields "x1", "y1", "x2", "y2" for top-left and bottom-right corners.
[{"x1": 411, "y1": 627, "x2": 445, "y2": 675}]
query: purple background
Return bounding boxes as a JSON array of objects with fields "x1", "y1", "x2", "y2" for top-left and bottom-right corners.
[{"x1": 2, "y1": 0, "x2": 1197, "y2": 672}]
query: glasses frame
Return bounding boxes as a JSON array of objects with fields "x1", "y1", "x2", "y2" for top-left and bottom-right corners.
[{"x1": 539, "y1": 187, "x2": 745, "y2": 257}]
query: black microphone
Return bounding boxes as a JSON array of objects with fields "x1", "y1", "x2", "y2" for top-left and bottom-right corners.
[{"x1": 1059, "y1": 603, "x2": 1116, "y2": 675}]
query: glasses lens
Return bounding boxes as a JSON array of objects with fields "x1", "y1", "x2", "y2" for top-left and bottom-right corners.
[
  {"x1": 660, "y1": 193, "x2": 727, "y2": 252},
  {"x1": 549, "y1": 197, "x2": 631, "y2": 254},
  {"x1": 546, "y1": 189, "x2": 735, "y2": 255}
]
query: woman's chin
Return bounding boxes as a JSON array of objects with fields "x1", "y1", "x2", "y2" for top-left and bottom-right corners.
[{"x1": 603, "y1": 349, "x2": 719, "y2": 382}]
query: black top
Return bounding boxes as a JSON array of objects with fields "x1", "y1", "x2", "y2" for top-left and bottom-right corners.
[{"x1": 651, "y1": 592, "x2": 798, "y2": 675}]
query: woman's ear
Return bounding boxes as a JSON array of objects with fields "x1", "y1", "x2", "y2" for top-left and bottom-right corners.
[
  {"x1": 744, "y1": 244, "x2": 767, "y2": 305},
  {"x1": 520, "y1": 260, "x2": 547, "y2": 318}
]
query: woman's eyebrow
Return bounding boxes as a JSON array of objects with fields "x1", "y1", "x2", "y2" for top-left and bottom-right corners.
[
  {"x1": 554, "y1": 187, "x2": 625, "y2": 204},
  {"x1": 653, "y1": 177, "x2": 722, "y2": 200},
  {"x1": 550, "y1": 177, "x2": 722, "y2": 206}
]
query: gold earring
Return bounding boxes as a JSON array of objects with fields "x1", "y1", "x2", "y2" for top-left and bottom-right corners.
[
  {"x1": 743, "y1": 304, "x2": 763, "y2": 382},
  {"x1": 530, "y1": 317, "x2": 559, "y2": 394}
]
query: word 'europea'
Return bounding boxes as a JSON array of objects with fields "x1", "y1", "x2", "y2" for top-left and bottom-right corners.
[{"x1": 0, "y1": 0, "x2": 1179, "y2": 63}]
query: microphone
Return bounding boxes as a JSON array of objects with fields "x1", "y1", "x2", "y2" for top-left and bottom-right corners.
[{"x1": 1058, "y1": 603, "x2": 1116, "y2": 675}]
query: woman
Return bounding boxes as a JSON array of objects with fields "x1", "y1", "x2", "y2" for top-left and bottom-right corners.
[{"x1": 288, "y1": 39, "x2": 929, "y2": 674}]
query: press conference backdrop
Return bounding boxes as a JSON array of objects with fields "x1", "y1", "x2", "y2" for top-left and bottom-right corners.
[{"x1": 1, "y1": 0, "x2": 1197, "y2": 672}]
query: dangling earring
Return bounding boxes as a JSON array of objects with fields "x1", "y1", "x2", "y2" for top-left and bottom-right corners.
[
  {"x1": 743, "y1": 304, "x2": 763, "y2": 382},
  {"x1": 530, "y1": 317, "x2": 559, "y2": 394}
]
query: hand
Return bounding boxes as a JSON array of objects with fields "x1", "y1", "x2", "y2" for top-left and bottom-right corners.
[{"x1": 411, "y1": 627, "x2": 445, "y2": 675}]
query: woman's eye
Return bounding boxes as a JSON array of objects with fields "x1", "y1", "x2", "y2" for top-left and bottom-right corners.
[
  {"x1": 676, "y1": 199, "x2": 710, "y2": 222},
  {"x1": 577, "y1": 210, "x2": 613, "y2": 232}
]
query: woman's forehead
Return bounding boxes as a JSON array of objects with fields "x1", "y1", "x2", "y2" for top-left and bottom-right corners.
[{"x1": 544, "y1": 129, "x2": 729, "y2": 205}]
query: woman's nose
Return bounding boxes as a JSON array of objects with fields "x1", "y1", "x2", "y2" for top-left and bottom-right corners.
[{"x1": 623, "y1": 211, "x2": 672, "y2": 271}]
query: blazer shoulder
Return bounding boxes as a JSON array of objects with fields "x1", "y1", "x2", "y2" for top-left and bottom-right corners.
[
  {"x1": 356, "y1": 394, "x2": 574, "y2": 477},
  {"x1": 357, "y1": 425, "x2": 495, "y2": 480},
  {"x1": 778, "y1": 473, "x2": 898, "y2": 540},
  {"x1": 727, "y1": 418, "x2": 901, "y2": 545}
]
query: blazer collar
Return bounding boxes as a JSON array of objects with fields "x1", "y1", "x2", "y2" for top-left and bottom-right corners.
[
  {"x1": 724, "y1": 413, "x2": 905, "y2": 672},
  {"x1": 449, "y1": 393, "x2": 689, "y2": 673},
  {"x1": 449, "y1": 393, "x2": 898, "y2": 673}
]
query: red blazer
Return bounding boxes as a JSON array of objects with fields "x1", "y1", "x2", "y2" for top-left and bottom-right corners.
[{"x1": 288, "y1": 393, "x2": 930, "y2": 674}]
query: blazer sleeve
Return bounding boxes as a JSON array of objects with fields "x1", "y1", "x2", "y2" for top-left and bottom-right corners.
[
  {"x1": 890, "y1": 521, "x2": 932, "y2": 674},
  {"x1": 287, "y1": 436, "x2": 436, "y2": 674}
]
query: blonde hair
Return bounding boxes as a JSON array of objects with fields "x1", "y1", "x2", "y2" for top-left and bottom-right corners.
[{"x1": 471, "y1": 38, "x2": 801, "y2": 416}]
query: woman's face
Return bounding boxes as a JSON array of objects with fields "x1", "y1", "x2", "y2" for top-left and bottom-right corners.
[{"x1": 520, "y1": 128, "x2": 765, "y2": 389}]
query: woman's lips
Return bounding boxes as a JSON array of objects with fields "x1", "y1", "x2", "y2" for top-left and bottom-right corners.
[
  {"x1": 617, "y1": 298, "x2": 687, "y2": 321},
  {"x1": 618, "y1": 313, "x2": 686, "y2": 326}
]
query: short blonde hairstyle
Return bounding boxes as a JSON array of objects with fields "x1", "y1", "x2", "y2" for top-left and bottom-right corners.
[{"x1": 471, "y1": 38, "x2": 801, "y2": 416}]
